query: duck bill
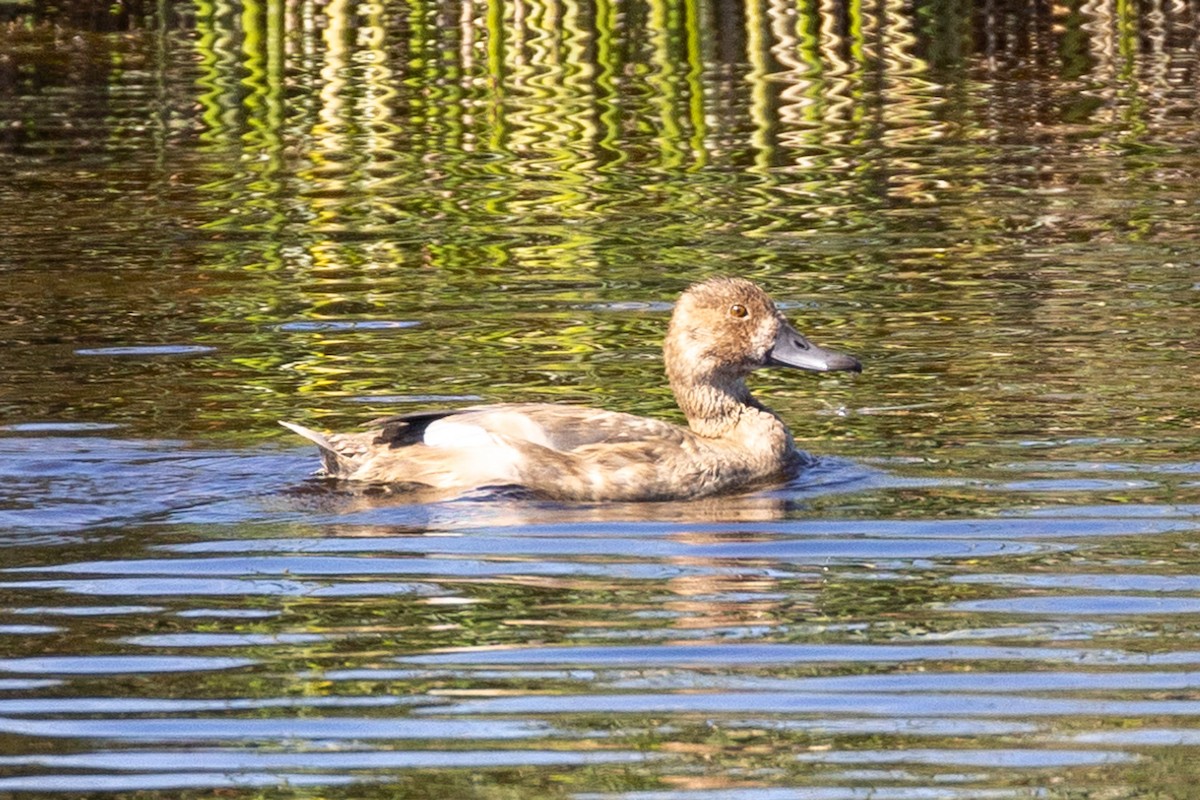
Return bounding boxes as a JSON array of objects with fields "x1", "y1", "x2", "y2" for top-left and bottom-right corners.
[{"x1": 766, "y1": 323, "x2": 862, "y2": 373}]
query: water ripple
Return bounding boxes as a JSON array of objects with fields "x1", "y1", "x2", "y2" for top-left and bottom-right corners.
[
  {"x1": 397, "y1": 643, "x2": 1198, "y2": 667},
  {"x1": 0, "y1": 716, "x2": 555, "y2": 740},
  {"x1": 0, "y1": 656, "x2": 254, "y2": 674}
]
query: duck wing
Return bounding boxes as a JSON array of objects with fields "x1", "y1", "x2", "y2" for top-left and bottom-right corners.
[
  {"x1": 367, "y1": 403, "x2": 689, "y2": 453},
  {"x1": 367, "y1": 409, "x2": 472, "y2": 448}
]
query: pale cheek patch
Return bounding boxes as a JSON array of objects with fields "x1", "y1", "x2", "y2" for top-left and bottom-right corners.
[
  {"x1": 423, "y1": 420, "x2": 503, "y2": 450},
  {"x1": 680, "y1": 334, "x2": 714, "y2": 367},
  {"x1": 752, "y1": 323, "x2": 777, "y2": 357}
]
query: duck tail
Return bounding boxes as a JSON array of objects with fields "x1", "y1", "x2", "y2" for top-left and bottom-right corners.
[{"x1": 278, "y1": 421, "x2": 346, "y2": 475}]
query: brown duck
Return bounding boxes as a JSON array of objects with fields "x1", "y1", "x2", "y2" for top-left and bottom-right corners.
[{"x1": 281, "y1": 277, "x2": 861, "y2": 502}]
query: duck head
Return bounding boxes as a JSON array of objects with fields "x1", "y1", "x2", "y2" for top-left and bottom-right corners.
[{"x1": 664, "y1": 277, "x2": 862, "y2": 386}]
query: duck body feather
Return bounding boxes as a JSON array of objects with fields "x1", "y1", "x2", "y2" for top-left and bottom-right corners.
[{"x1": 281, "y1": 402, "x2": 803, "y2": 502}]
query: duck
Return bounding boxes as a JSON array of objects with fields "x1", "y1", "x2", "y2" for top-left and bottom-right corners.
[{"x1": 280, "y1": 277, "x2": 861, "y2": 502}]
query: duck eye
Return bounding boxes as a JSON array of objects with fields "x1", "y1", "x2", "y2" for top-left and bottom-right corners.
[{"x1": 729, "y1": 304, "x2": 749, "y2": 319}]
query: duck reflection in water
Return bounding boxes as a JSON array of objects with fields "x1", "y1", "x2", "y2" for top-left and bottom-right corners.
[{"x1": 281, "y1": 277, "x2": 861, "y2": 503}]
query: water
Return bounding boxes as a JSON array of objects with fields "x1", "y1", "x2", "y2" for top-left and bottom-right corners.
[{"x1": 2, "y1": 0, "x2": 1200, "y2": 796}]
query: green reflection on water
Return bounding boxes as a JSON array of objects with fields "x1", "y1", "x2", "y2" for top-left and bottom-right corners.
[
  {"x1": 3, "y1": 5, "x2": 1200, "y2": 799},
  {"x1": 1, "y1": 0, "x2": 1198, "y2": 457}
]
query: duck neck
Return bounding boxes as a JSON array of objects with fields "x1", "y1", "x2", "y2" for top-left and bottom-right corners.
[{"x1": 669, "y1": 367, "x2": 765, "y2": 438}]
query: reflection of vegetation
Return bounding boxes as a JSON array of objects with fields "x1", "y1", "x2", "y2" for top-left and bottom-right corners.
[
  {"x1": 2, "y1": 7, "x2": 1200, "y2": 799},
  {"x1": 0, "y1": 0, "x2": 1198, "y2": 458}
]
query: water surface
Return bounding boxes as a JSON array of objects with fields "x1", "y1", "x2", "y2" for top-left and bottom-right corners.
[{"x1": 2, "y1": 0, "x2": 1200, "y2": 797}]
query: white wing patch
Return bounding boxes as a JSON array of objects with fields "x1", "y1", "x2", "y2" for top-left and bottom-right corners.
[{"x1": 423, "y1": 419, "x2": 505, "y2": 450}]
